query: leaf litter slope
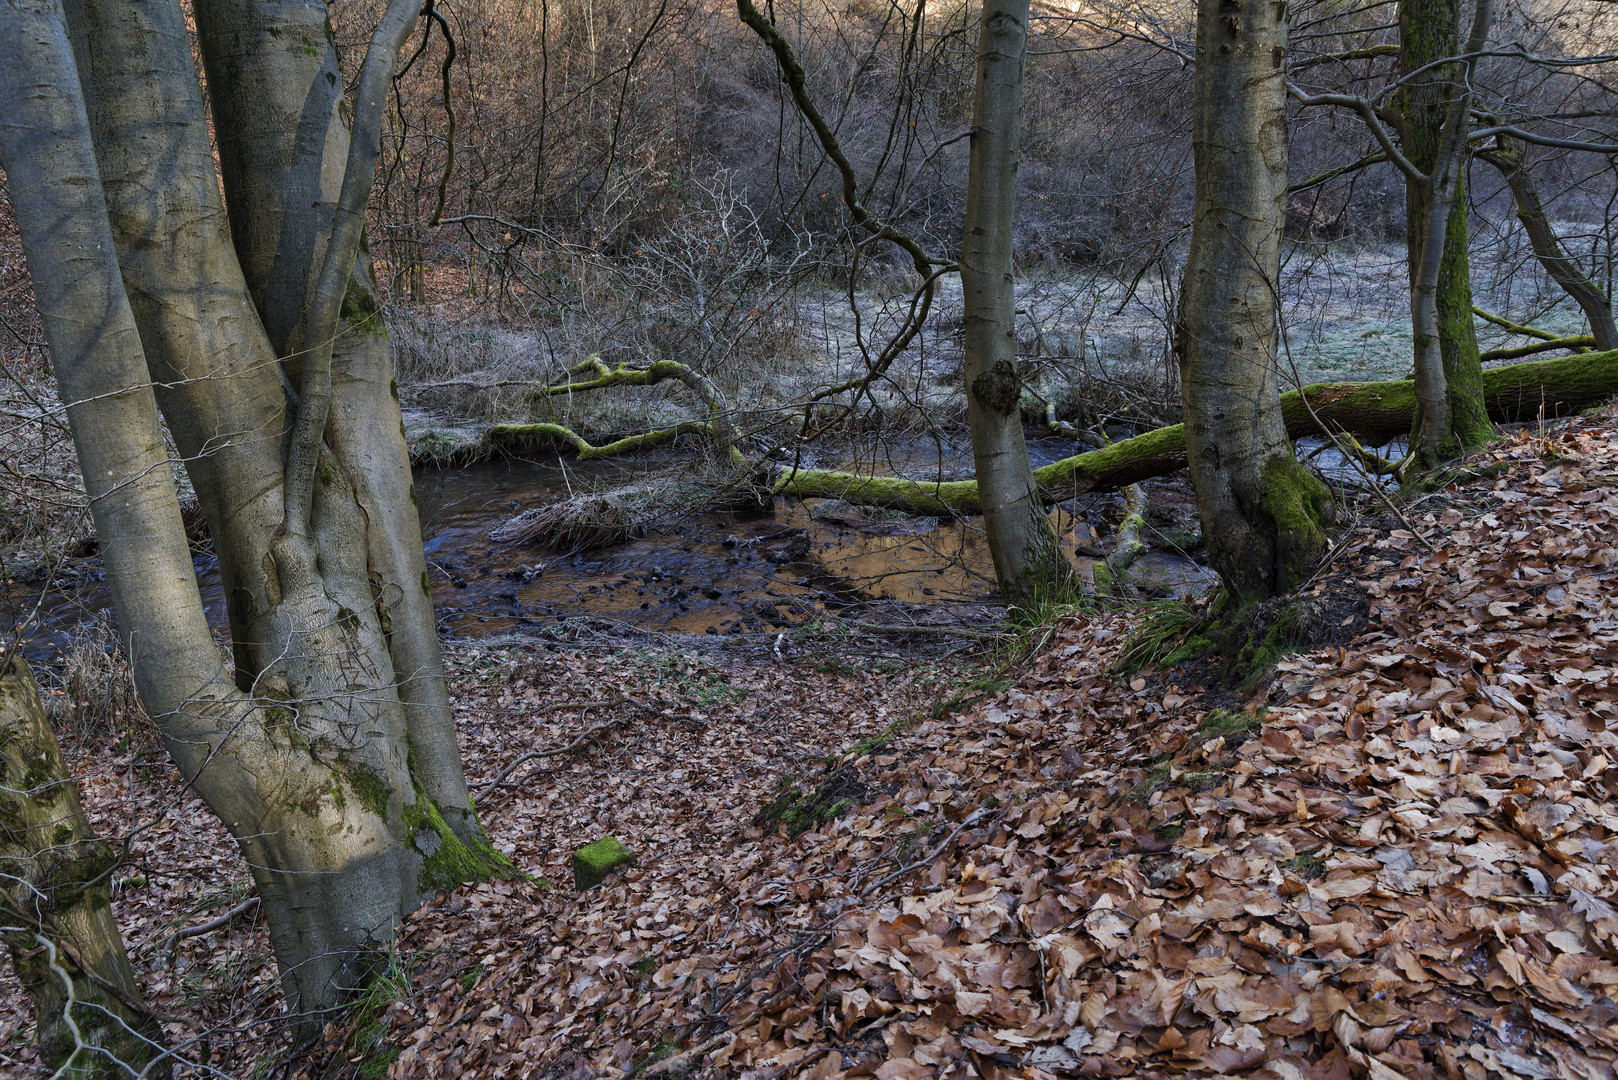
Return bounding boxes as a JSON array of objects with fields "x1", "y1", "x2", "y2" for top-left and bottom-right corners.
[
  {"x1": 341, "y1": 409, "x2": 1618, "y2": 1080},
  {"x1": 0, "y1": 638, "x2": 957, "y2": 1077},
  {"x1": 6, "y1": 411, "x2": 1616, "y2": 1079}
]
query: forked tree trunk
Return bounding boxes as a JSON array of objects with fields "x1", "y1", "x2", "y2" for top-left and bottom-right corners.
[
  {"x1": 1, "y1": 0, "x2": 500, "y2": 1018},
  {"x1": 960, "y1": 0, "x2": 1072, "y2": 609},
  {"x1": 1, "y1": 655, "x2": 168, "y2": 1078},
  {"x1": 1177, "y1": 0, "x2": 1332, "y2": 603},
  {"x1": 192, "y1": 0, "x2": 480, "y2": 845},
  {"x1": 1400, "y1": 0, "x2": 1495, "y2": 467}
]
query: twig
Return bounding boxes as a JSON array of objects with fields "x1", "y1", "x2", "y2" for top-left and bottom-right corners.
[
  {"x1": 638, "y1": 1032, "x2": 731, "y2": 1078},
  {"x1": 163, "y1": 896, "x2": 259, "y2": 956},
  {"x1": 832, "y1": 617, "x2": 1005, "y2": 642},
  {"x1": 474, "y1": 696, "x2": 699, "y2": 801},
  {"x1": 859, "y1": 807, "x2": 996, "y2": 898}
]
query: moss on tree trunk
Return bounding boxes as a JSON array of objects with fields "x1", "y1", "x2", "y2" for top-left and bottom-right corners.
[
  {"x1": 1399, "y1": 0, "x2": 1492, "y2": 462},
  {"x1": 0, "y1": 656, "x2": 168, "y2": 1078}
]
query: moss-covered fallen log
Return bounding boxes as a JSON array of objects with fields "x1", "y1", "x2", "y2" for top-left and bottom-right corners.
[
  {"x1": 771, "y1": 350, "x2": 1618, "y2": 514},
  {"x1": 1281, "y1": 348, "x2": 1618, "y2": 445}
]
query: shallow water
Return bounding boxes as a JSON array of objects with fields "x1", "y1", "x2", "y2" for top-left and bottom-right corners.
[{"x1": 5, "y1": 437, "x2": 1215, "y2": 664}]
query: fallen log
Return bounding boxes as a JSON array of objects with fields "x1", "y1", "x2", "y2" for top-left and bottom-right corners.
[{"x1": 771, "y1": 350, "x2": 1618, "y2": 514}]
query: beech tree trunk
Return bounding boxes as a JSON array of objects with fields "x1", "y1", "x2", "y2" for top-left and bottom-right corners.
[
  {"x1": 192, "y1": 0, "x2": 479, "y2": 845},
  {"x1": 960, "y1": 0, "x2": 1072, "y2": 609},
  {"x1": 1176, "y1": 0, "x2": 1332, "y2": 603},
  {"x1": 1, "y1": 656, "x2": 168, "y2": 1078},
  {"x1": 1400, "y1": 0, "x2": 1495, "y2": 466},
  {"x1": 0, "y1": 0, "x2": 500, "y2": 1018}
]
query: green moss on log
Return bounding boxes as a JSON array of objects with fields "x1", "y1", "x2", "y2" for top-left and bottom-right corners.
[
  {"x1": 490, "y1": 420, "x2": 723, "y2": 461},
  {"x1": 486, "y1": 351, "x2": 1616, "y2": 518}
]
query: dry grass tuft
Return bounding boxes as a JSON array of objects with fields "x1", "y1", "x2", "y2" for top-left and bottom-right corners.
[
  {"x1": 491, "y1": 486, "x2": 654, "y2": 551},
  {"x1": 42, "y1": 615, "x2": 154, "y2": 747}
]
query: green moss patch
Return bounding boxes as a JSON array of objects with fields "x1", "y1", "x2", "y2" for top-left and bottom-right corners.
[
  {"x1": 752, "y1": 767, "x2": 868, "y2": 837},
  {"x1": 573, "y1": 836, "x2": 636, "y2": 891},
  {"x1": 1197, "y1": 707, "x2": 1267, "y2": 739},
  {"x1": 1259, "y1": 454, "x2": 1334, "y2": 593},
  {"x1": 405, "y1": 795, "x2": 512, "y2": 894}
]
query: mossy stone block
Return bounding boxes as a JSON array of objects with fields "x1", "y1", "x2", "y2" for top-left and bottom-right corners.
[{"x1": 573, "y1": 836, "x2": 635, "y2": 891}]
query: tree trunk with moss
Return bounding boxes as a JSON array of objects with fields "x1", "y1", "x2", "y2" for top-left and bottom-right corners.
[
  {"x1": 1176, "y1": 0, "x2": 1331, "y2": 603},
  {"x1": 1399, "y1": 0, "x2": 1494, "y2": 464},
  {"x1": 1, "y1": 0, "x2": 501, "y2": 1019},
  {"x1": 1, "y1": 656, "x2": 168, "y2": 1078},
  {"x1": 959, "y1": 0, "x2": 1072, "y2": 608}
]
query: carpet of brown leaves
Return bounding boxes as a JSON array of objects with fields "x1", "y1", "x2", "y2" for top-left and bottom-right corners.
[
  {"x1": 5, "y1": 409, "x2": 1618, "y2": 1080},
  {"x1": 332, "y1": 413, "x2": 1618, "y2": 1080},
  {"x1": 0, "y1": 635, "x2": 959, "y2": 1076}
]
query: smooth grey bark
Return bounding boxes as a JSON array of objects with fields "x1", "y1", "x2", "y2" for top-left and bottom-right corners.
[
  {"x1": 1, "y1": 655, "x2": 168, "y2": 1078},
  {"x1": 193, "y1": 0, "x2": 480, "y2": 845},
  {"x1": 1176, "y1": 0, "x2": 1331, "y2": 602},
  {"x1": 1480, "y1": 142, "x2": 1618, "y2": 351},
  {"x1": 960, "y1": 0, "x2": 1072, "y2": 609},
  {"x1": 2, "y1": 0, "x2": 500, "y2": 1018}
]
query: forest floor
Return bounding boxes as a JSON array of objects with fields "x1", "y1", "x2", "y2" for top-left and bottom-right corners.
[{"x1": 4, "y1": 405, "x2": 1617, "y2": 1078}]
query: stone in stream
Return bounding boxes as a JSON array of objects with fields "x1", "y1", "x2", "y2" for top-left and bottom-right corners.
[{"x1": 573, "y1": 836, "x2": 636, "y2": 891}]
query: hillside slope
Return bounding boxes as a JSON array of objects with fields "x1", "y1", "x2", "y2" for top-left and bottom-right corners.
[{"x1": 315, "y1": 411, "x2": 1618, "y2": 1080}]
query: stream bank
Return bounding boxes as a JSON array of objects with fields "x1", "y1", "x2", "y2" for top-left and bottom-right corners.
[{"x1": 3, "y1": 433, "x2": 1216, "y2": 667}]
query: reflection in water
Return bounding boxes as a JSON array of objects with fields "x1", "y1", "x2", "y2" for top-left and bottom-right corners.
[{"x1": 6, "y1": 441, "x2": 1216, "y2": 662}]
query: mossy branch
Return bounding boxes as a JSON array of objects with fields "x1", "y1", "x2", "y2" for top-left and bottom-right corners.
[
  {"x1": 1288, "y1": 152, "x2": 1390, "y2": 194},
  {"x1": 489, "y1": 420, "x2": 727, "y2": 461},
  {"x1": 1480, "y1": 335, "x2": 1593, "y2": 362},
  {"x1": 426, "y1": 356, "x2": 741, "y2": 456},
  {"x1": 1289, "y1": 43, "x2": 1400, "y2": 71},
  {"x1": 1472, "y1": 305, "x2": 1565, "y2": 341}
]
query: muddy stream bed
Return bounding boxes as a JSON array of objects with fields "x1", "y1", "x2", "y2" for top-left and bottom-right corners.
[{"x1": 4, "y1": 436, "x2": 1221, "y2": 665}]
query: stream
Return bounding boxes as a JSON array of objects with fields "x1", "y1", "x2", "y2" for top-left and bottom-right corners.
[{"x1": 5, "y1": 435, "x2": 1224, "y2": 665}]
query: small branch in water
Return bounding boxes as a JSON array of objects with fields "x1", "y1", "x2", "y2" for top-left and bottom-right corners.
[{"x1": 1103, "y1": 483, "x2": 1149, "y2": 586}]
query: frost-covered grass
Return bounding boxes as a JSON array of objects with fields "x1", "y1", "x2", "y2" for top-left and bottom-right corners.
[{"x1": 392, "y1": 224, "x2": 1607, "y2": 449}]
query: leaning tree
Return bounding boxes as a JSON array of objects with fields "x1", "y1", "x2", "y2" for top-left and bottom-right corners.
[{"x1": 0, "y1": 0, "x2": 502, "y2": 1016}]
